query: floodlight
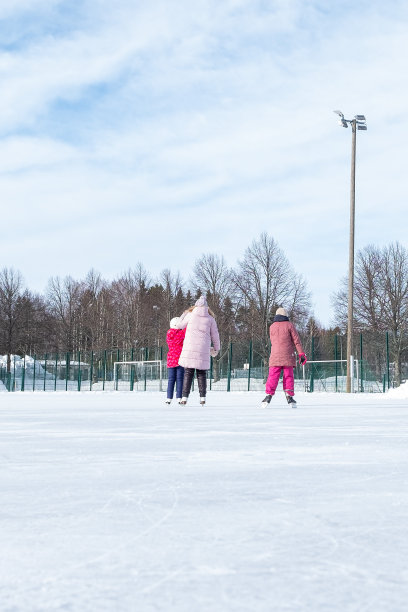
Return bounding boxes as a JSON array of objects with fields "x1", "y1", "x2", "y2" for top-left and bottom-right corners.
[
  {"x1": 357, "y1": 125, "x2": 367, "y2": 130},
  {"x1": 333, "y1": 110, "x2": 344, "y2": 118},
  {"x1": 355, "y1": 115, "x2": 366, "y2": 121}
]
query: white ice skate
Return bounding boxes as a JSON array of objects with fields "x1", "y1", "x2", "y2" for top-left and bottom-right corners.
[
  {"x1": 179, "y1": 397, "x2": 188, "y2": 405},
  {"x1": 261, "y1": 394, "x2": 272, "y2": 408},
  {"x1": 200, "y1": 397, "x2": 206, "y2": 405}
]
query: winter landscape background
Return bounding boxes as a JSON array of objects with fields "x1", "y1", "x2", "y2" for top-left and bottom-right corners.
[{"x1": 2, "y1": 1, "x2": 408, "y2": 610}]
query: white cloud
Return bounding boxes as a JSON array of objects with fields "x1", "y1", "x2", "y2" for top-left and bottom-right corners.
[{"x1": 1, "y1": 0, "x2": 408, "y2": 324}]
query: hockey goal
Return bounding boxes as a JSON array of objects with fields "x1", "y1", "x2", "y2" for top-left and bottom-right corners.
[{"x1": 113, "y1": 360, "x2": 163, "y2": 391}]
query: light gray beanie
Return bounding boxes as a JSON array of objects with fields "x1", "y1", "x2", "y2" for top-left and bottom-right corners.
[
  {"x1": 195, "y1": 295, "x2": 208, "y2": 307},
  {"x1": 276, "y1": 307, "x2": 287, "y2": 317}
]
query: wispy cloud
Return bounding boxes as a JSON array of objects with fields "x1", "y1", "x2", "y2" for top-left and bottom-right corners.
[{"x1": 1, "y1": 0, "x2": 407, "y2": 324}]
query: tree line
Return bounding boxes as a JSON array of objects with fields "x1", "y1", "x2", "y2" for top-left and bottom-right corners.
[{"x1": 1, "y1": 234, "x2": 407, "y2": 384}]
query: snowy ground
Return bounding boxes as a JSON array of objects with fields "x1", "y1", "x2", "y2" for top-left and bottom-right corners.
[{"x1": 1, "y1": 390, "x2": 408, "y2": 611}]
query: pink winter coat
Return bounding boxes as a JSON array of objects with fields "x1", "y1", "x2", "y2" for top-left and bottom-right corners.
[
  {"x1": 177, "y1": 296, "x2": 220, "y2": 370},
  {"x1": 269, "y1": 319, "x2": 304, "y2": 367},
  {"x1": 166, "y1": 328, "x2": 186, "y2": 368}
]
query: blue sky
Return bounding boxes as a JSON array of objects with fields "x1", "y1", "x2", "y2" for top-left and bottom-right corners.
[{"x1": 1, "y1": 0, "x2": 407, "y2": 326}]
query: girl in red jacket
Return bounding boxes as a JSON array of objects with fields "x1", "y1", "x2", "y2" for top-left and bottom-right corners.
[
  {"x1": 166, "y1": 317, "x2": 186, "y2": 404},
  {"x1": 262, "y1": 307, "x2": 307, "y2": 407}
]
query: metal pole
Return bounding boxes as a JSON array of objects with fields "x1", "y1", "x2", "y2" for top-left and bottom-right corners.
[
  {"x1": 247, "y1": 340, "x2": 252, "y2": 391},
  {"x1": 346, "y1": 119, "x2": 356, "y2": 393},
  {"x1": 44, "y1": 354, "x2": 47, "y2": 391},
  {"x1": 90, "y1": 351, "x2": 94, "y2": 391},
  {"x1": 360, "y1": 333, "x2": 364, "y2": 393},
  {"x1": 386, "y1": 331, "x2": 390, "y2": 389},
  {"x1": 227, "y1": 342, "x2": 232, "y2": 392},
  {"x1": 335, "y1": 334, "x2": 338, "y2": 392},
  {"x1": 33, "y1": 354, "x2": 36, "y2": 392},
  {"x1": 310, "y1": 336, "x2": 315, "y2": 393},
  {"x1": 22, "y1": 355, "x2": 26, "y2": 391},
  {"x1": 77, "y1": 351, "x2": 81, "y2": 391}
]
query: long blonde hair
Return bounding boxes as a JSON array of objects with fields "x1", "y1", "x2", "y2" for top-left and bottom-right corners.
[{"x1": 185, "y1": 305, "x2": 216, "y2": 318}]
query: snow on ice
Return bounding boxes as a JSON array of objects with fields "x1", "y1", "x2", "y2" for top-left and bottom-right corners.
[{"x1": 1, "y1": 389, "x2": 408, "y2": 611}]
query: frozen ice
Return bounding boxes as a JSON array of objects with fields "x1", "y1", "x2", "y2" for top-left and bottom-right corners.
[{"x1": 1, "y1": 390, "x2": 408, "y2": 611}]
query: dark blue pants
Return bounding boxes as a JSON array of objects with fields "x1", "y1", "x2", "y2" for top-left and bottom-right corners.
[{"x1": 167, "y1": 366, "x2": 185, "y2": 399}]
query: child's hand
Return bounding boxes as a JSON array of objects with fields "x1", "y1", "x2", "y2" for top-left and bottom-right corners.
[{"x1": 210, "y1": 348, "x2": 218, "y2": 358}]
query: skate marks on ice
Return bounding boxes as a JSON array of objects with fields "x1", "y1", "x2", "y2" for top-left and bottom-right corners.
[
  {"x1": 2, "y1": 482, "x2": 182, "y2": 608},
  {"x1": 2, "y1": 393, "x2": 408, "y2": 611}
]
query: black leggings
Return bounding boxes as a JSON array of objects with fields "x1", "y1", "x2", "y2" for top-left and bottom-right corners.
[{"x1": 182, "y1": 368, "x2": 207, "y2": 398}]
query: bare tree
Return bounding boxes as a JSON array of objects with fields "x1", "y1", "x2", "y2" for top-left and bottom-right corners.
[
  {"x1": 332, "y1": 242, "x2": 408, "y2": 385},
  {"x1": 381, "y1": 243, "x2": 408, "y2": 385},
  {"x1": 110, "y1": 264, "x2": 151, "y2": 348},
  {"x1": 0, "y1": 268, "x2": 24, "y2": 371},
  {"x1": 46, "y1": 276, "x2": 82, "y2": 352},
  {"x1": 191, "y1": 253, "x2": 236, "y2": 381},
  {"x1": 234, "y1": 233, "x2": 311, "y2": 364},
  {"x1": 160, "y1": 269, "x2": 184, "y2": 326}
]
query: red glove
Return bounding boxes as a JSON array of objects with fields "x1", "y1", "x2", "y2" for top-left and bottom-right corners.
[{"x1": 299, "y1": 353, "x2": 307, "y2": 365}]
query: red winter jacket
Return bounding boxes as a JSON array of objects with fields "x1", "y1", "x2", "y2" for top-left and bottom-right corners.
[{"x1": 166, "y1": 328, "x2": 186, "y2": 368}]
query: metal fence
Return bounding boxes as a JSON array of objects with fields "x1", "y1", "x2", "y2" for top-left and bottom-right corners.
[{"x1": 0, "y1": 332, "x2": 399, "y2": 393}]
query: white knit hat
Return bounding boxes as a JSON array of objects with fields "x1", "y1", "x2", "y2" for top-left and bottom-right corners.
[
  {"x1": 170, "y1": 317, "x2": 180, "y2": 329},
  {"x1": 276, "y1": 307, "x2": 287, "y2": 317}
]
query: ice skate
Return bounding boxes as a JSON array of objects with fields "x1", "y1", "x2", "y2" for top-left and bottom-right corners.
[
  {"x1": 179, "y1": 397, "x2": 188, "y2": 405},
  {"x1": 261, "y1": 394, "x2": 272, "y2": 407},
  {"x1": 200, "y1": 397, "x2": 206, "y2": 405},
  {"x1": 165, "y1": 398, "x2": 172, "y2": 405},
  {"x1": 285, "y1": 393, "x2": 297, "y2": 407}
]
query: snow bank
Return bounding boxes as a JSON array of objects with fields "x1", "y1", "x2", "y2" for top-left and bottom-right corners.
[{"x1": 387, "y1": 380, "x2": 408, "y2": 399}]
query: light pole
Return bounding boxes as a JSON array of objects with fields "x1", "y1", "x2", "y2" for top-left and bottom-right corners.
[{"x1": 333, "y1": 111, "x2": 367, "y2": 393}]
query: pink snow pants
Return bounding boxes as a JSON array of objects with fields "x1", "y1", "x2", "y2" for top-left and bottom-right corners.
[{"x1": 266, "y1": 366, "x2": 295, "y2": 396}]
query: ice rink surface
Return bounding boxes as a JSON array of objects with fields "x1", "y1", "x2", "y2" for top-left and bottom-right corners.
[{"x1": 1, "y1": 389, "x2": 408, "y2": 611}]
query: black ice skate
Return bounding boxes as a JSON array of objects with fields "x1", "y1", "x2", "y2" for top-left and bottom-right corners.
[
  {"x1": 285, "y1": 393, "x2": 297, "y2": 407},
  {"x1": 261, "y1": 394, "x2": 272, "y2": 407}
]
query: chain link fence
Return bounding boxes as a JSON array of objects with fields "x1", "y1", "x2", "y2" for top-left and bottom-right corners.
[{"x1": 0, "y1": 332, "x2": 405, "y2": 393}]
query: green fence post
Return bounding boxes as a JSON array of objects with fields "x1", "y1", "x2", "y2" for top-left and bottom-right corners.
[
  {"x1": 386, "y1": 331, "x2": 390, "y2": 389},
  {"x1": 77, "y1": 351, "x2": 81, "y2": 391},
  {"x1": 227, "y1": 342, "x2": 232, "y2": 392},
  {"x1": 90, "y1": 351, "x2": 94, "y2": 391},
  {"x1": 383, "y1": 373, "x2": 386, "y2": 393},
  {"x1": 360, "y1": 334, "x2": 364, "y2": 393},
  {"x1": 334, "y1": 334, "x2": 338, "y2": 392},
  {"x1": 21, "y1": 355, "x2": 26, "y2": 391},
  {"x1": 65, "y1": 352, "x2": 70, "y2": 391},
  {"x1": 144, "y1": 347, "x2": 148, "y2": 391},
  {"x1": 54, "y1": 353, "x2": 58, "y2": 391},
  {"x1": 33, "y1": 355, "x2": 36, "y2": 392},
  {"x1": 310, "y1": 337, "x2": 315, "y2": 393},
  {"x1": 248, "y1": 340, "x2": 253, "y2": 391},
  {"x1": 209, "y1": 356, "x2": 213, "y2": 391},
  {"x1": 103, "y1": 350, "x2": 107, "y2": 391},
  {"x1": 43, "y1": 354, "x2": 47, "y2": 391},
  {"x1": 12, "y1": 356, "x2": 16, "y2": 391}
]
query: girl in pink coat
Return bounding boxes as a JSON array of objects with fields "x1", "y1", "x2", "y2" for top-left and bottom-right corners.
[
  {"x1": 165, "y1": 317, "x2": 186, "y2": 404},
  {"x1": 176, "y1": 295, "x2": 220, "y2": 405},
  {"x1": 262, "y1": 307, "x2": 307, "y2": 407}
]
